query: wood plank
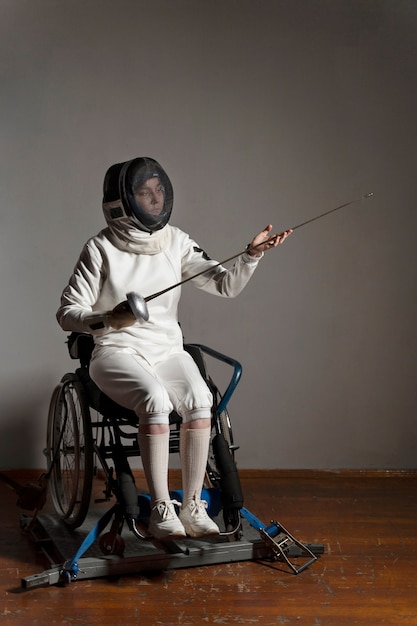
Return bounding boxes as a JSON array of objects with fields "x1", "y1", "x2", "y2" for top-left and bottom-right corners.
[{"x1": 1, "y1": 470, "x2": 416, "y2": 625}]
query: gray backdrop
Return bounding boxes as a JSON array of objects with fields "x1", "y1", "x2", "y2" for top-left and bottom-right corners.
[{"x1": 1, "y1": 0, "x2": 416, "y2": 469}]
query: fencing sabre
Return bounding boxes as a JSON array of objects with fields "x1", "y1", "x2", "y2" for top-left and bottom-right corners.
[{"x1": 126, "y1": 192, "x2": 374, "y2": 322}]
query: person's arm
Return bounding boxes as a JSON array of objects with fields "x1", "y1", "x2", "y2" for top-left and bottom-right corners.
[
  {"x1": 181, "y1": 225, "x2": 292, "y2": 298},
  {"x1": 56, "y1": 241, "x2": 110, "y2": 333}
]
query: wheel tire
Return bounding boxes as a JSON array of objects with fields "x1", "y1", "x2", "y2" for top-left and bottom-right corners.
[
  {"x1": 46, "y1": 373, "x2": 94, "y2": 529},
  {"x1": 206, "y1": 394, "x2": 243, "y2": 537},
  {"x1": 206, "y1": 390, "x2": 235, "y2": 490}
]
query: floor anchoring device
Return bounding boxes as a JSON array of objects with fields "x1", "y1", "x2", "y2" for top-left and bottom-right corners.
[{"x1": 20, "y1": 500, "x2": 324, "y2": 589}]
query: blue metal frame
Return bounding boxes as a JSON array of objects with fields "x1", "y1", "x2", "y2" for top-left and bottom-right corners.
[{"x1": 188, "y1": 344, "x2": 243, "y2": 414}]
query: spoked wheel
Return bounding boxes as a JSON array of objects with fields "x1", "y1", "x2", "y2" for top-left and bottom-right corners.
[{"x1": 46, "y1": 373, "x2": 94, "y2": 529}]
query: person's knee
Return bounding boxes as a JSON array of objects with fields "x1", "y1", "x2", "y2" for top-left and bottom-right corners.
[
  {"x1": 139, "y1": 422, "x2": 170, "y2": 435},
  {"x1": 182, "y1": 407, "x2": 212, "y2": 424},
  {"x1": 182, "y1": 417, "x2": 211, "y2": 430},
  {"x1": 177, "y1": 379, "x2": 213, "y2": 424},
  {"x1": 138, "y1": 410, "x2": 171, "y2": 429},
  {"x1": 134, "y1": 383, "x2": 172, "y2": 418}
]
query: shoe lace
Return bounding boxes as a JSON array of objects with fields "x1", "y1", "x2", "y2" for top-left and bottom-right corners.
[
  {"x1": 157, "y1": 499, "x2": 181, "y2": 521},
  {"x1": 190, "y1": 499, "x2": 209, "y2": 519}
]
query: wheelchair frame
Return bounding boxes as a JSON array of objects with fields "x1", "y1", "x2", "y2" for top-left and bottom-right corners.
[
  {"x1": 20, "y1": 334, "x2": 323, "y2": 588},
  {"x1": 45, "y1": 334, "x2": 244, "y2": 536}
]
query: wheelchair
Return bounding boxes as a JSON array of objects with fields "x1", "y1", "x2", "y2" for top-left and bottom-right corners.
[
  {"x1": 45, "y1": 332, "x2": 245, "y2": 555},
  {"x1": 18, "y1": 333, "x2": 324, "y2": 589}
]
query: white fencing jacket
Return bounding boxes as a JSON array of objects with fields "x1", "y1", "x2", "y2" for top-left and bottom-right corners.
[{"x1": 57, "y1": 224, "x2": 261, "y2": 366}]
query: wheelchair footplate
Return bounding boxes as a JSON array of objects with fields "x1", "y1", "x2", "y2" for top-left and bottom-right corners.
[{"x1": 20, "y1": 494, "x2": 323, "y2": 589}]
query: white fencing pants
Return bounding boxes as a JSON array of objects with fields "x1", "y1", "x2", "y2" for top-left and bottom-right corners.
[{"x1": 89, "y1": 346, "x2": 213, "y2": 425}]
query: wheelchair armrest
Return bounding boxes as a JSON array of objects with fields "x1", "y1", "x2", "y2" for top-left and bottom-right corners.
[
  {"x1": 185, "y1": 343, "x2": 242, "y2": 413},
  {"x1": 67, "y1": 332, "x2": 94, "y2": 367}
]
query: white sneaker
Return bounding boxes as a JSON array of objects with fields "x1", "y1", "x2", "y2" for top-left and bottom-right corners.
[
  {"x1": 179, "y1": 498, "x2": 220, "y2": 538},
  {"x1": 148, "y1": 500, "x2": 186, "y2": 539}
]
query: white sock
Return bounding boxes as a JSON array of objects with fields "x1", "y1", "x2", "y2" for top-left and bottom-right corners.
[
  {"x1": 180, "y1": 427, "x2": 211, "y2": 506},
  {"x1": 138, "y1": 432, "x2": 170, "y2": 507}
]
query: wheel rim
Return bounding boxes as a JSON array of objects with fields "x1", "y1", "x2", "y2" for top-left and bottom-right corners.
[{"x1": 46, "y1": 374, "x2": 93, "y2": 527}]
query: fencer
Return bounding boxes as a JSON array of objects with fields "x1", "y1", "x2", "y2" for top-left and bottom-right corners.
[{"x1": 56, "y1": 156, "x2": 292, "y2": 539}]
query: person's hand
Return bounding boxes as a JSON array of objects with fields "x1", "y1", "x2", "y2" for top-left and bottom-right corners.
[
  {"x1": 108, "y1": 300, "x2": 136, "y2": 330},
  {"x1": 247, "y1": 224, "x2": 293, "y2": 258}
]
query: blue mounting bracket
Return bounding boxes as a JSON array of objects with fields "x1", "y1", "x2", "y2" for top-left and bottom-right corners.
[{"x1": 240, "y1": 507, "x2": 322, "y2": 574}]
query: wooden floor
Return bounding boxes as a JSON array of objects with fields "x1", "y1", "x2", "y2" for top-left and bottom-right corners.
[{"x1": 1, "y1": 469, "x2": 416, "y2": 626}]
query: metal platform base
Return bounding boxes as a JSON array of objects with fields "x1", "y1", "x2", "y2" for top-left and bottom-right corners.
[{"x1": 21, "y1": 509, "x2": 323, "y2": 589}]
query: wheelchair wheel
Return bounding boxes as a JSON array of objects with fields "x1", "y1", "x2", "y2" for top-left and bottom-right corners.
[
  {"x1": 46, "y1": 373, "x2": 94, "y2": 529},
  {"x1": 207, "y1": 385, "x2": 235, "y2": 482},
  {"x1": 206, "y1": 399, "x2": 243, "y2": 536}
]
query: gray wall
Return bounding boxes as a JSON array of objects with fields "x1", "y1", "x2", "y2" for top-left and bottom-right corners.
[{"x1": 1, "y1": 0, "x2": 416, "y2": 469}]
